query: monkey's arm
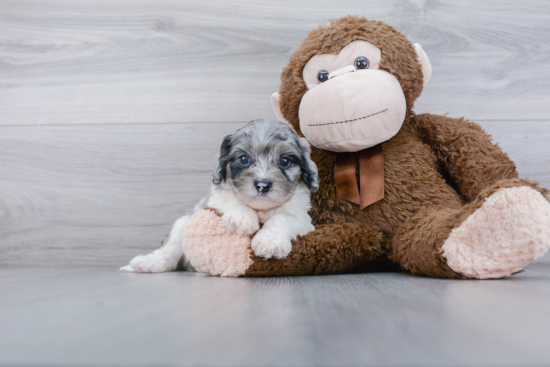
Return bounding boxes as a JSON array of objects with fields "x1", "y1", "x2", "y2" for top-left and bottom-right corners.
[
  {"x1": 243, "y1": 222, "x2": 386, "y2": 276},
  {"x1": 415, "y1": 113, "x2": 518, "y2": 202}
]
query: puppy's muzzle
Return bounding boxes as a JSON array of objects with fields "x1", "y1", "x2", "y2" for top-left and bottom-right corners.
[{"x1": 255, "y1": 179, "x2": 272, "y2": 194}]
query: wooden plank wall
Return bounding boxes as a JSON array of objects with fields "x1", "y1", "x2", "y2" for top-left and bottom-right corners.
[{"x1": 1, "y1": 0, "x2": 549, "y2": 265}]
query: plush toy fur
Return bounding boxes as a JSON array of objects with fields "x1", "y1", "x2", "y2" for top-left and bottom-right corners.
[
  {"x1": 184, "y1": 16, "x2": 550, "y2": 279},
  {"x1": 184, "y1": 208, "x2": 253, "y2": 277}
]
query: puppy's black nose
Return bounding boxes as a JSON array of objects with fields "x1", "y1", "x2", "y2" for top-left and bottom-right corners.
[{"x1": 255, "y1": 179, "x2": 272, "y2": 193}]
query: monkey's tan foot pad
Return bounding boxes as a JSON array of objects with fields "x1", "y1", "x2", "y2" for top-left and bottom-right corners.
[
  {"x1": 442, "y1": 186, "x2": 550, "y2": 279},
  {"x1": 183, "y1": 209, "x2": 253, "y2": 277}
]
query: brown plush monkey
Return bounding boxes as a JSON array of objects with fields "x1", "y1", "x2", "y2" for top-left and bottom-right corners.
[{"x1": 187, "y1": 16, "x2": 550, "y2": 279}]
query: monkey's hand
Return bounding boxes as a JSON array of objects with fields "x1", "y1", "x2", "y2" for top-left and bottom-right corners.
[{"x1": 245, "y1": 222, "x2": 386, "y2": 276}]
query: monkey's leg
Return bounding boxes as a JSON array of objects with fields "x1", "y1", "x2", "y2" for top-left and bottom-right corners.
[
  {"x1": 243, "y1": 222, "x2": 385, "y2": 276},
  {"x1": 415, "y1": 113, "x2": 519, "y2": 202},
  {"x1": 392, "y1": 179, "x2": 550, "y2": 279}
]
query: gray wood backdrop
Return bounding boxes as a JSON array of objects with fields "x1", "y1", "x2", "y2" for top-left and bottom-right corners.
[{"x1": 1, "y1": 0, "x2": 549, "y2": 265}]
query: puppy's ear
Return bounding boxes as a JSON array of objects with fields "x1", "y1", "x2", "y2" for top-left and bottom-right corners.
[
  {"x1": 297, "y1": 137, "x2": 319, "y2": 192},
  {"x1": 213, "y1": 134, "x2": 233, "y2": 184}
]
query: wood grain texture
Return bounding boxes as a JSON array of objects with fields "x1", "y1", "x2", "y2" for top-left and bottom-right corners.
[
  {"x1": 481, "y1": 121, "x2": 550, "y2": 189},
  {"x1": 0, "y1": 122, "x2": 244, "y2": 264},
  {"x1": 1, "y1": 264, "x2": 550, "y2": 366},
  {"x1": 1, "y1": 3, "x2": 550, "y2": 364},
  {"x1": 1, "y1": 0, "x2": 550, "y2": 125},
  {"x1": 0, "y1": 120, "x2": 548, "y2": 265},
  {"x1": 1, "y1": 1, "x2": 549, "y2": 265}
]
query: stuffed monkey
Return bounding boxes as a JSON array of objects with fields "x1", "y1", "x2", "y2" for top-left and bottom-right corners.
[{"x1": 186, "y1": 16, "x2": 550, "y2": 279}]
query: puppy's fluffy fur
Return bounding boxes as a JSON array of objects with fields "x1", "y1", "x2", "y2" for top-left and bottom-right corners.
[{"x1": 121, "y1": 119, "x2": 319, "y2": 273}]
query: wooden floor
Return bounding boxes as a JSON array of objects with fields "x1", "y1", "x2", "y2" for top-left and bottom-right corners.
[
  {"x1": 2, "y1": 1, "x2": 550, "y2": 366},
  {"x1": 2, "y1": 261, "x2": 550, "y2": 367}
]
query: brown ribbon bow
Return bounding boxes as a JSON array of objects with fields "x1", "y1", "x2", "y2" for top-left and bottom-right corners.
[{"x1": 334, "y1": 144, "x2": 384, "y2": 209}]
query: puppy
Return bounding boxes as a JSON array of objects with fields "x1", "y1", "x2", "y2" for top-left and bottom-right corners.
[{"x1": 120, "y1": 119, "x2": 319, "y2": 273}]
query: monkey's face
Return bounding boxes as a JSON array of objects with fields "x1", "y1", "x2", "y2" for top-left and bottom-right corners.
[
  {"x1": 299, "y1": 40, "x2": 407, "y2": 152},
  {"x1": 272, "y1": 17, "x2": 432, "y2": 153}
]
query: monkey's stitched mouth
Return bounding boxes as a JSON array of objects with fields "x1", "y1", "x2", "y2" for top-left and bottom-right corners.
[{"x1": 307, "y1": 109, "x2": 388, "y2": 127}]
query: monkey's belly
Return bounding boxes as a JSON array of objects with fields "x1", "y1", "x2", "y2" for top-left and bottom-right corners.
[{"x1": 347, "y1": 129, "x2": 464, "y2": 232}]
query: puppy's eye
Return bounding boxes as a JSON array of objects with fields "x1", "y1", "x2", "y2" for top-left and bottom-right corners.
[
  {"x1": 354, "y1": 56, "x2": 369, "y2": 70},
  {"x1": 317, "y1": 70, "x2": 329, "y2": 83},
  {"x1": 239, "y1": 155, "x2": 250, "y2": 164},
  {"x1": 279, "y1": 157, "x2": 290, "y2": 168}
]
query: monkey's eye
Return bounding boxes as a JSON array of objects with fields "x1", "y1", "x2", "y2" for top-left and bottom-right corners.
[
  {"x1": 317, "y1": 70, "x2": 329, "y2": 83},
  {"x1": 279, "y1": 157, "x2": 291, "y2": 168},
  {"x1": 239, "y1": 155, "x2": 250, "y2": 164},
  {"x1": 354, "y1": 56, "x2": 369, "y2": 70}
]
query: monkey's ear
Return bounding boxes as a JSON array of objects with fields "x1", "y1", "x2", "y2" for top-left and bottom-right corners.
[
  {"x1": 271, "y1": 92, "x2": 289, "y2": 123},
  {"x1": 413, "y1": 43, "x2": 432, "y2": 86}
]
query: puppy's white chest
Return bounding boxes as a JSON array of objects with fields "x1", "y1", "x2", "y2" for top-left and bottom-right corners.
[{"x1": 255, "y1": 209, "x2": 274, "y2": 225}]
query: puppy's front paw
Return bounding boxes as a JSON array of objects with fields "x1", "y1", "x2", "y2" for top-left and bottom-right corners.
[
  {"x1": 251, "y1": 229, "x2": 292, "y2": 259},
  {"x1": 222, "y1": 209, "x2": 260, "y2": 236},
  {"x1": 119, "y1": 253, "x2": 171, "y2": 273}
]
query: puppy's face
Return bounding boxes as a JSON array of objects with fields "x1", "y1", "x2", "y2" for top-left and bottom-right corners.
[{"x1": 213, "y1": 119, "x2": 319, "y2": 210}]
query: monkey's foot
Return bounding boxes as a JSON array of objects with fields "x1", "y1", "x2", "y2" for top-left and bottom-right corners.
[{"x1": 442, "y1": 186, "x2": 550, "y2": 279}]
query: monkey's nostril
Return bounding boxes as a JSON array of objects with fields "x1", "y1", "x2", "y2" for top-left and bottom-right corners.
[
  {"x1": 255, "y1": 180, "x2": 272, "y2": 193},
  {"x1": 328, "y1": 65, "x2": 356, "y2": 80}
]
